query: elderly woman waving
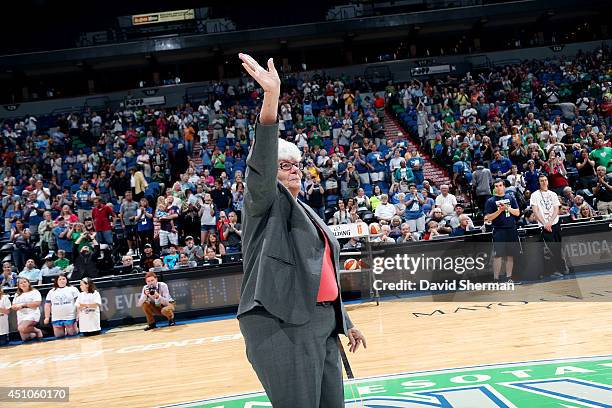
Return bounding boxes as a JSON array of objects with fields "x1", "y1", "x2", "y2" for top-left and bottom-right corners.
[{"x1": 236, "y1": 53, "x2": 366, "y2": 408}]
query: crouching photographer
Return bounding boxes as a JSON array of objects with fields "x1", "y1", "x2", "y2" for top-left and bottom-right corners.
[{"x1": 137, "y1": 272, "x2": 175, "y2": 331}]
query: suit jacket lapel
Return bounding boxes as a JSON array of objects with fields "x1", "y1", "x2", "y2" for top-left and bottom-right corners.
[
  {"x1": 276, "y1": 181, "x2": 342, "y2": 279},
  {"x1": 295, "y1": 198, "x2": 342, "y2": 276}
]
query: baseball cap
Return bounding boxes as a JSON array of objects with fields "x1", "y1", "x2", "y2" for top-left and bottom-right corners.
[
  {"x1": 185, "y1": 235, "x2": 194, "y2": 241},
  {"x1": 144, "y1": 243, "x2": 152, "y2": 249}
]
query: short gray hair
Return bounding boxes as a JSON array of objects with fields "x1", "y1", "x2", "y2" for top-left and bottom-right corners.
[{"x1": 278, "y1": 138, "x2": 302, "y2": 163}]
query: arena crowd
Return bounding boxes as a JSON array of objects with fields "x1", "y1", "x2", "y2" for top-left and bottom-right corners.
[{"x1": 0, "y1": 47, "x2": 610, "y2": 289}]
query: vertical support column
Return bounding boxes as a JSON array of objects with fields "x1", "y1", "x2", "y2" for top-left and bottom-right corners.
[
  {"x1": 217, "y1": 63, "x2": 224, "y2": 80},
  {"x1": 213, "y1": 47, "x2": 224, "y2": 80},
  {"x1": 344, "y1": 34, "x2": 355, "y2": 65},
  {"x1": 279, "y1": 40, "x2": 289, "y2": 73},
  {"x1": 409, "y1": 44, "x2": 417, "y2": 57},
  {"x1": 473, "y1": 37, "x2": 481, "y2": 51}
]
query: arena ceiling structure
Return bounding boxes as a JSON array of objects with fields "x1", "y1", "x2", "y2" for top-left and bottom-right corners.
[{"x1": 0, "y1": 0, "x2": 607, "y2": 101}]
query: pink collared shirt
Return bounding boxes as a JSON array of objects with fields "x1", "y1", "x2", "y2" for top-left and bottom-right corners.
[{"x1": 316, "y1": 227, "x2": 339, "y2": 302}]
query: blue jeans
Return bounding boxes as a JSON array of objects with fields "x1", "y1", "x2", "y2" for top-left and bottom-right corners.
[
  {"x1": 12, "y1": 249, "x2": 27, "y2": 272},
  {"x1": 184, "y1": 140, "x2": 193, "y2": 154},
  {"x1": 96, "y1": 230, "x2": 113, "y2": 246}
]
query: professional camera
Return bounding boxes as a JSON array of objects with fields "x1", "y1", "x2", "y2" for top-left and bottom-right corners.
[{"x1": 148, "y1": 286, "x2": 156, "y2": 295}]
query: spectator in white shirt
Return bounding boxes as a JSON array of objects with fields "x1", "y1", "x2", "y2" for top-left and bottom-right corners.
[
  {"x1": 41, "y1": 256, "x2": 61, "y2": 284},
  {"x1": 76, "y1": 277, "x2": 102, "y2": 336},
  {"x1": 43, "y1": 274, "x2": 80, "y2": 338},
  {"x1": 372, "y1": 225, "x2": 396, "y2": 243},
  {"x1": 331, "y1": 200, "x2": 351, "y2": 225},
  {"x1": 374, "y1": 194, "x2": 397, "y2": 223},
  {"x1": 295, "y1": 130, "x2": 308, "y2": 149},
  {"x1": 434, "y1": 185, "x2": 457, "y2": 215},
  {"x1": 12, "y1": 277, "x2": 43, "y2": 341},
  {"x1": 462, "y1": 104, "x2": 478, "y2": 123},
  {"x1": 530, "y1": 174, "x2": 565, "y2": 277},
  {"x1": 389, "y1": 150, "x2": 404, "y2": 172}
]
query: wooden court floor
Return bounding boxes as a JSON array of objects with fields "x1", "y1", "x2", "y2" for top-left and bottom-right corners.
[{"x1": 0, "y1": 274, "x2": 610, "y2": 407}]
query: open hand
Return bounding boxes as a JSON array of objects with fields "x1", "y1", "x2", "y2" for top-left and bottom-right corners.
[{"x1": 238, "y1": 53, "x2": 280, "y2": 94}]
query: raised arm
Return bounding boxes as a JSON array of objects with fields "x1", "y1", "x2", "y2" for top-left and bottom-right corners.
[{"x1": 239, "y1": 53, "x2": 282, "y2": 216}]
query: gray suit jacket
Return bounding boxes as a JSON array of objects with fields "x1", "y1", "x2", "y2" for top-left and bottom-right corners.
[{"x1": 238, "y1": 121, "x2": 353, "y2": 335}]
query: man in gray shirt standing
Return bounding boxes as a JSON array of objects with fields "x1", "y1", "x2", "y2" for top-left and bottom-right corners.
[
  {"x1": 119, "y1": 191, "x2": 139, "y2": 256},
  {"x1": 472, "y1": 164, "x2": 494, "y2": 214}
]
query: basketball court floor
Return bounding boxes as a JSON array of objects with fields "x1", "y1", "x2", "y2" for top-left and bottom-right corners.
[{"x1": 1, "y1": 273, "x2": 610, "y2": 407}]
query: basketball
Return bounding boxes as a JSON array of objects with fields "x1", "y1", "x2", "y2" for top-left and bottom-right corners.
[
  {"x1": 343, "y1": 258, "x2": 359, "y2": 270},
  {"x1": 369, "y1": 222, "x2": 382, "y2": 235}
]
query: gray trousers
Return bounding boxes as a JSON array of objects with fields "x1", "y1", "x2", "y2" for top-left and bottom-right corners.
[{"x1": 239, "y1": 303, "x2": 344, "y2": 407}]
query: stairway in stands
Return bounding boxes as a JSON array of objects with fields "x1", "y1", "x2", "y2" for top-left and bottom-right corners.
[
  {"x1": 383, "y1": 110, "x2": 451, "y2": 187},
  {"x1": 192, "y1": 139, "x2": 203, "y2": 173}
]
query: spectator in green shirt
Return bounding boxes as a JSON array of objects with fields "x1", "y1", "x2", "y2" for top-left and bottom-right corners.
[
  {"x1": 211, "y1": 148, "x2": 226, "y2": 179},
  {"x1": 318, "y1": 114, "x2": 331, "y2": 138},
  {"x1": 309, "y1": 127, "x2": 323, "y2": 149},
  {"x1": 71, "y1": 223, "x2": 96, "y2": 253},
  {"x1": 589, "y1": 140, "x2": 612, "y2": 174},
  {"x1": 54, "y1": 250, "x2": 71, "y2": 270}
]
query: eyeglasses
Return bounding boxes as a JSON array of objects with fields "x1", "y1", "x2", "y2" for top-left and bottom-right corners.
[{"x1": 278, "y1": 162, "x2": 299, "y2": 171}]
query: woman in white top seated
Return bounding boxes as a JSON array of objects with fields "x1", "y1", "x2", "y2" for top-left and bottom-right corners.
[
  {"x1": 75, "y1": 278, "x2": 102, "y2": 336},
  {"x1": 11, "y1": 277, "x2": 43, "y2": 341},
  {"x1": 44, "y1": 274, "x2": 80, "y2": 338}
]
